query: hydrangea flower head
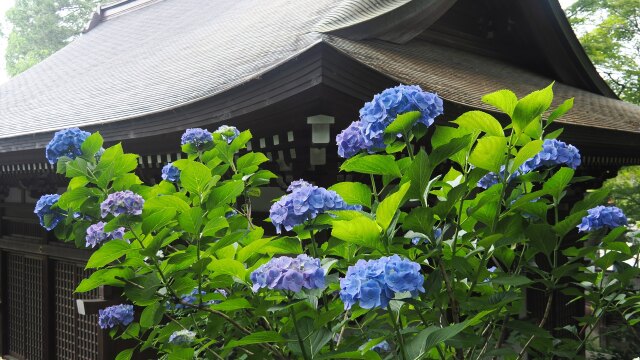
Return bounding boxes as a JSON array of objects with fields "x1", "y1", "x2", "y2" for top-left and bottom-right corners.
[
  {"x1": 34, "y1": 194, "x2": 65, "y2": 231},
  {"x1": 98, "y1": 304, "x2": 134, "y2": 329},
  {"x1": 269, "y1": 180, "x2": 361, "y2": 233},
  {"x1": 100, "y1": 191, "x2": 144, "y2": 218},
  {"x1": 577, "y1": 206, "x2": 627, "y2": 232},
  {"x1": 339, "y1": 255, "x2": 424, "y2": 310},
  {"x1": 173, "y1": 288, "x2": 226, "y2": 310},
  {"x1": 45, "y1": 127, "x2": 91, "y2": 164},
  {"x1": 85, "y1": 222, "x2": 125, "y2": 248},
  {"x1": 168, "y1": 330, "x2": 196, "y2": 345},
  {"x1": 161, "y1": 163, "x2": 180, "y2": 182},
  {"x1": 356, "y1": 85, "x2": 443, "y2": 152},
  {"x1": 522, "y1": 139, "x2": 581, "y2": 171},
  {"x1": 359, "y1": 340, "x2": 391, "y2": 353},
  {"x1": 181, "y1": 128, "x2": 213, "y2": 149},
  {"x1": 214, "y1": 125, "x2": 240, "y2": 144},
  {"x1": 250, "y1": 254, "x2": 325, "y2": 293},
  {"x1": 336, "y1": 120, "x2": 368, "y2": 159},
  {"x1": 411, "y1": 228, "x2": 442, "y2": 245}
]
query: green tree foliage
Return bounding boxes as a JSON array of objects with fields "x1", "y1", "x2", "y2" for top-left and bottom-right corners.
[
  {"x1": 604, "y1": 166, "x2": 640, "y2": 221},
  {"x1": 3, "y1": 0, "x2": 98, "y2": 76},
  {"x1": 565, "y1": 0, "x2": 640, "y2": 104}
]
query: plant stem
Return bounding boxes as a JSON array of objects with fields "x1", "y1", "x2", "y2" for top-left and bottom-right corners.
[
  {"x1": 516, "y1": 292, "x2": 554, "y2": 360},
  {"x1": 289, "y1": 304, "x2": 311, "y2": 360},
  {"x1": 387, "y1": 304, "x2": 408, "y2": 360}
]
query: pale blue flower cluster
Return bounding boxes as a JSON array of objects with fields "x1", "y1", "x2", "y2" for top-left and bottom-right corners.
[
  {"x1": 339, "y1": 255, "x2": 424, "y2": 310},
  {"x1": 577, "y1": 206, "x2": 627, "y2": 232},
  {"x1": 98, "y1": 304, "x2": 134, "y2": 329},
  {"x1": 100, "y1": 191, "x2": 144, "y2": 218},
  {"x1": 336, "y1": 85, "x2": 443, "y2": 158},
  {"x1": 411, "y1": 228, "x2": 442, "y2": 245},
  {"x1": 173, "y1": 288, "x2": 227, "y2": 310},
  {"x1": 250, "y1": 254, "x2": 325, "y2": 293},
  {"x1": 161, "y1": 163, "x2": 180, "y2": 182},
  {"x1": 34, "y1": 194, "x2": 65, "y2": 231},
  {"x1": 85, "y1": 221, "x2": 125, "y2": 248},
  {"x1": 359, "y1": 340, "x2": 391, "y2": 353},
  {"x1": 269, "y1": 180, "x2": 360, "y2": 233},
  {"x1": 168, "y1": 330, "x2": 196, "y2": 345},
  {"x1": 45, "y1": 127, "x2": 91, "y2": 164},
  {"x1": 521, "y1": 139, "x2": 581, "y2": 172},
  {"x1": 181, "y1": 128, "x2": 213, "y2": 149},
  {"x1": 214, "y1": 125, "x2": 240, "y2": 144}
]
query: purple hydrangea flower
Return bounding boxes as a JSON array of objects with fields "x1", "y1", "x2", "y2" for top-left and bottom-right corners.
[
  {"x1": 214, "y1": 125, "x2": 241, "y2": 144},
  {"x1": 98, "y1": 304, "x2": 134, "y2": 329},
  {"x1": 161, "y1": 163, "x2": 181, "y2": 182},
  {"x1": 250, "y1": 254, "x2": 325, "y2": 293},
  {"x1": 181, "y1": 128, "x2": 213, "y2": 149},
  {"x1": 168, "y1": 330, "x2": 196, "y2": 345},
  {"x1": 339, "y1": 255, "x2": 424, "y2": 310},
  {"x1": 85, "y1": 221, "x2": 125, "y2": 248},
  {"x1": 522, "y1": 139, "x2": 581, "y2": 171},
  {"x1": 336, "y1": 120, "x2": 368, "y2": 159},
  {"x1": 355, "y1": 85, "x2": 443, "y2": 152},
  {"x1": 577, "y1": 206, "x2": 627, "y2": 232},
  {"x1": 45, "y1": 127, "x2": 91, "y2": 164},
  {"x1": 34, "y1": 194, "x2": 65, "y2": 231},
  {"x1": 270, "y1": 180, "x2": 361, "y2": 233},
  {"x1": 100, "y1": 191, "x2": 144, "y2": 218}
]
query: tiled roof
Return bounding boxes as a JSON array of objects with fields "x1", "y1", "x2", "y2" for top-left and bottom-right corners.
[
  {"x1": 0, "y1": 0, "x2": 639, "y2": 142},
  {"x1": 326, "y1": 37, "x2": 640, "y2": 133}
]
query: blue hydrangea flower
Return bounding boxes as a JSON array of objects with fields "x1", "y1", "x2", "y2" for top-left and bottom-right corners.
[
  {"x1": 45, "y1": 127, "x2": 91, "y2": 164},
  {"x1": 577, "y1": 206, "x2": 627, "y2": 232},
  {"x1": 521, "y1": 139, "x2": 581, "y2": 171},
  {"x1": 85, "y1": 221, "x2": 125, "y2": 248},
  {"x1": 161, "y1": 163, "x2": 180, "y2": 182},
  {"x1": 339, "y1": 255, "x2": 424, "y2": 310},
  {"x1": 34, "y1": 194, "x2": 65, "y2": 231},
  {"x1": 359, "y1": 340, "x2": 391, "y2": 353},
  {"x1": 356, "y1": 85, "x2": 443, "y2": 152},
  {"x1": 411, "y1": 228, "x2": 442, "y2": 245},
  {"x1": 181, "y1": 128, "x2": 213, "y2": 149},
  {"x1": 250, "y1": 254, "x2": 325, "y2": 293},
  {"x1": 168, "y1": 330, "x2": 196, "y2": 345},
  {"x1": 336, "y1": 120, "x2": 368, "y2": 159},
  {"x1": 100, "y1": 191, "x2": 144, "y2": 218},
  {"x1": 270, "y1": 180, "x2": 361, "y2": 233},
  {"x1": 173, "y1": 288, "x2": 226, "y2": 310},
  {"x1": 214, "y1": 125, "x2": 240, "y2": 144},
  {"x1": 98, "y1": 304, "x2": 134, "y2": 329}
]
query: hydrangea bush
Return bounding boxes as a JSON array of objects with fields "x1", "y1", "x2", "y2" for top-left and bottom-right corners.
[{"x1": 38, "y1": 86, "x2": 640, "y2": 359}]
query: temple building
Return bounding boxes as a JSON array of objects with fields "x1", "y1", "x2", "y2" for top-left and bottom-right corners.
[{"x1": 0, "y1": 0, "x2": 638, "y2": 358}]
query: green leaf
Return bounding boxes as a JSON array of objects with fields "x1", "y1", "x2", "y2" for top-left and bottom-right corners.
[
  {"x1": 469, "y1": 136, "x2": 508, "y2": 172},
  {"x1": 179, "y1": 160, "x2": 212, "y2": 194},
  {"x1": 210, "y1": 298, "x2": 253, "y2": 312},
  {"x1": 376, "y1": 182, "x2": 411, "y2": 230},
  {"x1": 544, "y1": 128, "x2": 564, "y2": 140},
  {"x1": 431, "y1": 126, "x2": 476, "y2": 166},
  {"x1": 430, "y1": 134, "x2": 473, "y2": 168},
  {"x1": 68, "y1": 176, "x2": 89, "y2": 190},
  {"x1": 57, "y1": 187, "x2": 93, "y2": 210},
  {"x1": 75, "y1": 267, "x2": 134, "y2": 292},
  {"x1": 403, "y1": 149, "x2": 431, "y2": 200},
  {"x1": 542, "y1": 167, "x2": 574, "y2": 200},
  {"x1": 481, "y1": 89, "x2": 518, "y2": 116},
  {"x1": 144, "y1": 195, "x2": 190, "y2": 213},
  {"x1": 225, "y1": 331, "x2": 286, "y2": 349},
  {"x1": 178, "y1": 207, "x2": 203, "y2": 235},
  {"x1": 526, "y1": 223, "x2": 556, "y2": 257},
  {"x1": 384, "y1": 111, "x2": 421, "y2": 135},
  {"x1": 237, "y1": 152, "x2": 269, "y2": 173},
  {"x1": 510, "y1": 140, "x2": 542, "y2": 173},
  {"x1": 115, "y1": 348, "x2": 134, "y2": 360},
  {"x1": 340, "y1": 154, "x2": 401, "y2": 177},
  {"x1": 112, "y1": 173, "x2": 143, "y2": 191},
  {"x1": 142, "y1": 208, "x2": 176, "y2": 234},
  {"x1": 65, "y1": 158, "x2": 89, "y2": 178},
  {"x1": 329, "y1": 182, "x2": 372, "y2": 208},
  {"x1": 491, "y1": 275, "x2": 532, "y2": 287},
  {"x1": 86, "y1": 240, "x2": 130, "y2": 269},
  {"x1": 124, "y1": 274, "x2": 162, "y2": 306},
  {"x1": 81, "y1": 132, "x2": 103, "y2": 157},
  {"x1": 512, "y1": 83, "x2": 554, "y2": 132},
  {"x1": 547, "y1": 98, "x2": 574, "y2": 125},
  {"x1": 140, "y1": 302, "x2": 164, "y2": 328},
  {"x1": 208, "y1": 259, "x2": 247, "y2": 280},
  {"x1": 331, "y1": 216, "x2": 382, "y2": 251},
  {"x1": 230, "y1": 130, "x2": 252, "y2": 152},
  {"x1": 208, "y1": 180, "x2": 244, "y2": 205},
  {"x1": 453, "y1": 110, "x2": 504, "y2": 137},
  {"x1": 168, "y1": 349, "x2": 194, "y2": 360}
]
